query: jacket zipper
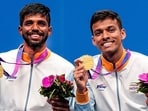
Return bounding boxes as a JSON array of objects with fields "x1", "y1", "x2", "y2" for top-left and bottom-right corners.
[
  {"x1": 24, "y1": 58, "x2": 34, "y2": 111},
  {"x1": 113, "y1": 63, "x2": 121, "y2": 111}
]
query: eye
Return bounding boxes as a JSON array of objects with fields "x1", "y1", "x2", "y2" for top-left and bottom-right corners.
[
  {"x1": 38, "y1": 21, "x2": 47, "y2": 27},
  {"x1": 93, "y1": 30, "x2": 102, "y2": 37},
  {"x1": 24, "y1": 21, "x2": 33, "y2": 26},
  {"x1": 107, "y1": 26, "x2": 116, "y2": 33}
]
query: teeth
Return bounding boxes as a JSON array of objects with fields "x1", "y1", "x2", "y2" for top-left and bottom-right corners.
[
  {"x1": 31, "y1": 34, "x2": 40, "y2": 38},
  {"x1": 103, "y1": 42, "x2": 112, "y2": 47}
]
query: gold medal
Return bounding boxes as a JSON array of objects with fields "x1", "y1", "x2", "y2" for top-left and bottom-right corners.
[
  {"x1": 80, "y1": 55, "x2": 94, "y2": 70},
  {"x1": 0, "y1": 65, "x2": 4, "y2": 78}
]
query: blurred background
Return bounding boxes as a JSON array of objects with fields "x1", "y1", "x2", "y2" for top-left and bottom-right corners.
[{"x1": 0, "y1": 0, "x2": 148, "y2": 63}]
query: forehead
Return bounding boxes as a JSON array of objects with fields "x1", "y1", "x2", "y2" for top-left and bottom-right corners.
[
  {"x1": 23, "y1": 14, "x2": 48, "y2": 22},
  {"x1": 92, "y1": 18, "x2": 118, "y2": 30}
]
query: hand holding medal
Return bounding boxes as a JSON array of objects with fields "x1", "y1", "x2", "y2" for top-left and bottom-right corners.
[
  {"x1": 73, "y1": 55, "x2": 94, "y2": 94},
  {"x1": 79, "y1": 55, "x2": 94, "y2": 70}
]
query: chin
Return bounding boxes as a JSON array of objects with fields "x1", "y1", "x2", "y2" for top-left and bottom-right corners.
[{"x1": 103, "y1": 48, "x2": 115, "y2": 54}]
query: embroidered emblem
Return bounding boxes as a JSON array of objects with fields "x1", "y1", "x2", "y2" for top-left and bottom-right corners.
[
  {"x1": 129, "y1": 82, "x2": 139, "y2": 92},
  {"x1": 96, "y1": 84, "x2": 107, "y2": 91}
]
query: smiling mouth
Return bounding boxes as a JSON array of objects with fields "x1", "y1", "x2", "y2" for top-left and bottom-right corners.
[
  {"x1": 30, "y1": 34, "x2": 40, "y2": 38},
  {"x1": 28, "y1": 31, "x2": 43, "y2": 37},
  {"x1": 101, "y1": 40, "x2": 115, "y2": 47},
  {"x1": 103, "y1": 42, "x2": 112, "y2": 47}
]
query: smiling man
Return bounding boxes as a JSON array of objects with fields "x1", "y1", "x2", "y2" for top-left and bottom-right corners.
[
  {"x1": 73, "y1": 10, "x2": 148, "y2": 111},
  {"x1": 0, "y1": 3, "x2": 74, "y2": 111}
]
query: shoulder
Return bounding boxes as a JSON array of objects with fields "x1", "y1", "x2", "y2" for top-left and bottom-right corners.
[
  {"x1": 50, "y1": 51, "x2": 74, "y2": 67},
  {"x1": 129, "y1": 50, "x2": 148, "y2": 65},
  {"x1": 51, "y1": 52, "x2": 71, "y2": 62},
  {"x1": 0, "y1": 49, "x2": 18, "y2": 55},
  {"x1": 130, "y1": 50, "x2": 148, "y2": 60},
  {"x1": 0, "y1": 49, "x2": 18, "y2": 60}
]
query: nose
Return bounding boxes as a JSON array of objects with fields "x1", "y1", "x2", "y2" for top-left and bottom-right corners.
[
  {"x1": 102, "y1": 31, "x2": 109, "y2": 39},
  {"x1": 31, "y1": 23, "x2": 39, "y2": 31}
]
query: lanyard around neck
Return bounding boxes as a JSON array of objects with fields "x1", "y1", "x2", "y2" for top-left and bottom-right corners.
[
  {"x1": 90, "y1": 49, "x2": 131, "y2": 79},
  {"x1": 0, "y1": 45, "x2": 49, "y2": 78}
]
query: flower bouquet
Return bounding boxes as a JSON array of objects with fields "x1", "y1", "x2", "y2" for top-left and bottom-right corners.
[
  {"x1": 39, "y1": 74, "x2": 75, "y2": 99},
  {"x1": 137, "y1": 73, "x2": 148, "y2": 93}
]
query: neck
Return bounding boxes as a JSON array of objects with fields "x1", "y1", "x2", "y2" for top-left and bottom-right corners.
[
  {"x1": 23, "y1": 43, "x2": 46, "y2": 58},
  {"x1": 102, "y1": 48, "x2": 124, "y2": 64}
]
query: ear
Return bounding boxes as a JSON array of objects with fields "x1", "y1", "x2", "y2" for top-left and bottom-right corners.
[
  {"x1": 92, "y1": 36, "x2": 96, "y2": 46},
  {"x1": 121, "y1": 28, "x2": 126, "y2": 40},
  {"x1": 48, "y1": 26, "x2": 52, "y2": 36},
  {"x1": 18, "y1": 25, "x2": 22, "y2": 35}
]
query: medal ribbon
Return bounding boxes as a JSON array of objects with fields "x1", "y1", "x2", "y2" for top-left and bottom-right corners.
[
  {"x1": 0, "y1": 44, "x2": 49, "y2": 78},
  {"x1": 90, "y1": 49, "x2": 131, "y2": 79}
]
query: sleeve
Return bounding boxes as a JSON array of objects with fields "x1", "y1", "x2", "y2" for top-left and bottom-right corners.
[
  {"x1": 73, "y1": 82, "x2": 96, "y2": 111},
  {"x1": 66, "y1": 72, "x2": 96, "y2": 111}
]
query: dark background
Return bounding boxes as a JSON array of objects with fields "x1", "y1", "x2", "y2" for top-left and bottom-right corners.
[{"x1": 0, "y1": 0, "x2": 148, "y2": 63}]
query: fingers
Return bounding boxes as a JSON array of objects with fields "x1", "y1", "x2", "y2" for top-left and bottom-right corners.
[
  {"x1": 48, "y1": 98, "x2": 70, "y2": 111},
  {"x1": 145, "y1": 93, "x2": 148, "y2": 97},
  {"x1": 145, "y1": 93, "x2": 148, "y2": 105},
  {"x1": 74, "y1": 58, "x2": 82, "y2": 67},
  {"x1": 48, "y1": 97, "x2": 69, "y2": 105},
  {"x1": 73, "y1": 59, "x2": 88, "y2": 83},
  {"x1": 146, "y1": 99, "x2": 148, "y2": 106},
  {"x1": 74, "y1": 66, "x2": 85, "y2": 78},
  {"x1": 73, "y1": 57, "x2": 88, "y2": 94}
]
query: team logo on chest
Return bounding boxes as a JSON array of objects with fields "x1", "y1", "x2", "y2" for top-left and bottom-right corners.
[
  {"x1": 129, "y1": 82, "x2": 139, "y2": 92},
  {"x1": 96, "y1": 84, "x2": 107, "y2": 91}
]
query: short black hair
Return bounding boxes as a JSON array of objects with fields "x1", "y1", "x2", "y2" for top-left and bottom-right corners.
[
  {"x1": 19, "y1": 3, "x2": 51, "y2": 26},
  {"x1": 90, "y1": 10, "x2": 123, "y2": 35}
]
